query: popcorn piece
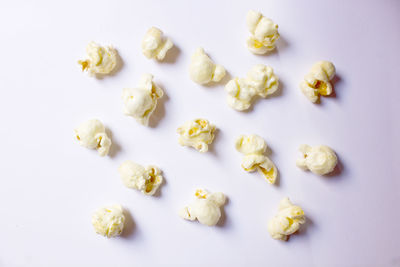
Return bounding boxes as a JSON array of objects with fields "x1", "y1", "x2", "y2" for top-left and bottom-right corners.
[
  {"x1": 118, "y1": 160, "x2": 163, "y2": 196},
  {"x1": 268, "y1": 198, "x2": 306, "y2": 241},
  {"x1": 179, "y1": 189, "x2": 226, "y2": 226},
  {"x1": 177, "y1": 119, "x2": 216, "y2": 153},
  {"x1": 74, "y1": 119, "x2": 112, "y2": 156},
  {"x1": 296, "y1": 144, "x2": 337, "y2": 175},
  {"x1": 78, "y1": 41, "x2": 118, "y2": 76},
  {"x1": 225, "y1": 64, "x2": 279, "y2": 111},
  {"x1": 235, "y1": 134, "x2": 277, "y2": 184},
  {"x1": 122, "y1": 74, "x2": 164, "y2": 126},
  {"x1": 300, "y1": 61, "x2": 336, "y2": 103},
  {"x1": 246, "y1": 10, "x2": 280, "y2": 54},
  {"x1": 92, "y1": 205, "x2": 125, "y2": 238},
  {"x1": 189, "y1": 48, "x2": 226, "y2": 85},
  {"x1": 141, "y1": 27, "x2": 174, "y2": 61}
]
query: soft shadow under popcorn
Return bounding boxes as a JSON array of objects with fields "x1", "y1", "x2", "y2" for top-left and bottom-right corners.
[
  {"x1": 121, "y1": 209, "x2": 136, "y2": 238},
  {"x1": 216, "y1": 196, "x2": 229, "y2": 228},
  {"x1": 148, "y1": 90, "x2": 169, "y2": 128},
  {"x1": 105, "y1": 128, "x2": 122, "y2": 158},
  {"x1": 160, "y1": 45, "x2": 181, "y2": 64}
]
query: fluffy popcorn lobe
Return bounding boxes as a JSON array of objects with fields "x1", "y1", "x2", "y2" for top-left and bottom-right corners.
[
  {"x1": 296, "y1": 144, "x2": 338, "y2": 175},
  {"x1": 225, "y1": 64, "x2": 279, "y2": 111},
  {"x1": 78, "y1": 41, "x2": 118, "y2": 76},
  {"x1": 246, "y1": 10, "x2": 280, "y2": 54},
  {"x1": 142, "y1": 27, "x2": 173, "y2": 61},
  {"x1": 189, "y1": 48, "x2": 226, "y2": 85},
  {"x1": 300, "y1": 61, "x2": 336, "y2": 103},
  {"x1": 74, "y1": 119, "x2": 112, "y2": 156},
  {"x1": 92, "y1": 205, "x2": 125, "y2": 238},
  {"x1": 177, "y1": 119, "x2": 216, "y2": 153},
  {"x1": 122, "y1": 74, "x2": 164, "y2": 126},
  {"x1": 118, "y1": 160, "x2": 163, "y2": 196},
  {"x1": 268, "y1": 198, "x2": 306, "y2": 241},
  {"x1": 235, "y1": 134, "x2": 277, "y2": 184},
  {"x1": 179, "y1": 189, "x2": 226, "y2": 226}
]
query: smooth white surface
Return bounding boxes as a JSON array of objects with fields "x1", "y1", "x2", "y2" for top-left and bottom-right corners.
[{"x1": 0, "y1": 0, "x2": 399, "y2": 266}]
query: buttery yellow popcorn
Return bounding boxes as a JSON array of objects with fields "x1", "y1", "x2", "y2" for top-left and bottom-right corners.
[
  {"x1": 246, "y1": 10, "x2": 280, "y2": 54},
  {"x1": 177, "y1": 119, "x2": 216, "y2": 153},
  {"x1": 92, "y1": 205, "x2": 125, "y2": 238},
  {"x1": 141, "y1": 27, "x2": 173, "y2": 61},
  {"x1": 235, "y1": 134, "x2": 277, "y2": 184},
  {"x1": 225, "y1": 64, "x2": 279, "y2": 111},
  {"x1": 179, "y1": 189, "x2": 226, "y2": 226},
  {"x1": 78, "y1": 42, "x2": 117, "y2": 76},
  {"x1": 300, "y1": 61, "x2": 336, "y2": 103},
  {"x1": 118, "y1": 160, "x2": 163, "y2": 196},
  {"x1": 268, "y1": 198, "x2": 306, "y2": 241},
  {"x1": 74, "y1": 119, "x2": 112, "y2": 157},
  {"x1": 122, "y1": 74, "x2": 164, "y2": 126},
  {"x1": 189, "y1": 48, "x2": 226, "y2": 85},
  {"x1": 296, "y1": 144, "x2": 337, "y2": 175}
]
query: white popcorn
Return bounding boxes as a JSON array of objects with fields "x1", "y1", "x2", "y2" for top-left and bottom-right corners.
[
  {"x1": 296, "y1": 144, "x2": 338, "y2": 175},
  {"x1": 78, "y1": 41, "x2": 118, "y2": 76},
  {"x1": 268, "y1": 198, "x2": 306, "y2": 241},
  {"x1": 235, "y1": 134, "x2": 277, "y2": 184},
  {"x1": 118, "y1": 160, "x2": 163, "y2": 196},
  {"x1": 189, "y1": 48, "x2": 226, "y2": 85},
  {"x1": 74, "y1": 119, "x2": 112, "y2": 157},
  {"x1": 246, "y1": 10, "x2": 280, "y2": 54},
  {"x1": 300, "y1": 61, "x2": 336, "y2": 103},
  {"x1": 177, "y1": 119, "x2": 216, "y2": 153},
  {"x1": 179, "y1": 189, "x2": 226, "y2": 226},
  {"x1": 122, "y1": 74, "x2": 164, "y2": 126},
  {"x1": 225, "y1": 64, "x2": 279, "y2": 111},
  {"x1": 141, "y1": 27, "x2": 173, "y2": 61},
  {"x1": 92, "y1": 205, "x2": 125, "y2": 238}
]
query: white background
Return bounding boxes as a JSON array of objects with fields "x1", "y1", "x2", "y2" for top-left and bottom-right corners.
[{"x1": 0, "y1": 0, "x2": 399, "y2": 266}]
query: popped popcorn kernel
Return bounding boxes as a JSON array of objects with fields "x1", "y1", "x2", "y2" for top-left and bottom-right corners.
[
  {"x1": 235, "y1": 134, "x2": 277, "y2": 184},
  {"x1": 189, "y1": 48, "x2": 226, "y2": 85},
  {"x1": 74, "y1": 119, "x2": 112, "y2": 156},
  {"x1": 122, "y1": 74, "x2": 164, "y2": 126},
  {"x1": 118, "y1": 160, "x2": 163, "y2": 196},
  {"x1": 300, "y1": 61, "x2": 336, "y2": 103},
  {"x1": 246, "y1": 10, "x2": 280, "y2": 54},
  {"x1": 179, "y1": 189, "x2": 226, "y2": 226},
  {"x1": 268, "y1": 198, "x2": 305, "y2": 241},
  {"x1": 296, "y1": 144, "x2": 337, "y2": 175},
  {"x1": 177, "y1": 118, "x2": 216, "y2": 153},
  {"x1": 142, "y1": 27, "x2": 173, "y2": 61},
  {"x1": 92, "y1": 205, "x2": 125, "y2": 238},
  {"x1": 225, "y1": 64, "x2": 279, "y2": 111},
  {"x1": 78, "y1": 42, "x2": 118, "y2": 76}
]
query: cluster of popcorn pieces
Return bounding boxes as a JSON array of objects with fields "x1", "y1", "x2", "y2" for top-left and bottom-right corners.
[
  {"x1": 122, "y1": 74, "x2": 164, "y2": 126},
  {"x1": 179, "y1": 189, "x2": 226, "y2": 226},
  {"x1": 73, "y1": 9, "x2": 341, "y2": 242},
  {"x1": 177, "y1": 118, "x2": 216, "y2": 153},
  {"x1": 118, "y1": 160, "x2": 163, "y2": 196},
  {"x1": 225, "y1": 64, "x2": 279, "y2": 111},
  {"x1": 235, "y1": 134, "x2": 278, "y2": 184}
]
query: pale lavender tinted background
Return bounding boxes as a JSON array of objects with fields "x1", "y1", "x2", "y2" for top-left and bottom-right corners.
[{"x1": 0, "y1": 0, "x2": 399, "y2": 266}]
